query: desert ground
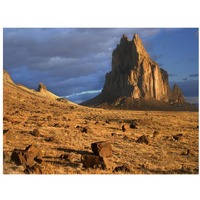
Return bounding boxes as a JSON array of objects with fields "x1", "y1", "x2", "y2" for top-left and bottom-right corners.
[{"x1": 3, "y1": 78, "x2": 199, "y2": 174}]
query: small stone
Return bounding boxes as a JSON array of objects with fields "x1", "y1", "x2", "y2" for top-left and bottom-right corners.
[
  {"x1": 136, "y1": 135, "x2": 149, "y2": 144},
  {"x1": 122, "y1": 124, "x2": 129, "y2": 132},
  {"x1": 111, "y1": 133, "x2": 118, "y2": 138},
  {"x1": 31, "y1": 129, "x2": 40, "y2": 137},
  {"x1": 81, "y1": 128, "x2": 87, "y2": 133},
  {"x1": 173, "y1": 134, "x2": 183, "y2": 141},
  {"x1": 153, "y1": 131, "x2": 159, "y2": 137},
  {"x1": 130, "y1": 123, "x2": 137, "y2": 129},
  {"x1": 59, "y1": 153, "x2": 72, "y2": 161},
  {"x1": 113, "y1": 164, "x2": 132, "y2": 173},
  {"x1": 91, "y1": 141, "x2": 112, "y2": 157}
]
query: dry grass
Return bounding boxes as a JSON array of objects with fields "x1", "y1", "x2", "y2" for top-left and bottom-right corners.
[{"x1": 3, "y1": 81, "x2": 199, "y2": 174}]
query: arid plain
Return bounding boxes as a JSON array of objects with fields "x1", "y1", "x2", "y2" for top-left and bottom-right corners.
[{"x1": 3, "y1": 70, "x2": 199, "y2": 174}]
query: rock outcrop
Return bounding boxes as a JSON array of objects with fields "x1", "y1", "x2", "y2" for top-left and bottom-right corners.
[
  {"x1": 38, "y1": 82, "x2": 59, "y2": 99},
  {"x1": 171, "y1": 84, "x2": 185, "y2": 103},
  {"x1": 3, "y1": 70, "x2": 15, "y2": 84},
  {"x1": 82, "y1": 34, "x2": 197, "y2": 111}
]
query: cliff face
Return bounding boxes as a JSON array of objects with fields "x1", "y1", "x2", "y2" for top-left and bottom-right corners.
[
  {"x1": 101, "y1": 34, "x2": 171, "y2": 102},
  {"x1": 81, "y1": 34, "x2": 196, "y2": 111}
]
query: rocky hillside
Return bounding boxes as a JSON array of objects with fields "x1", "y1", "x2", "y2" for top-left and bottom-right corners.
[{"x1": 81, "y1": 34, "x2": 197, "y2": 111}]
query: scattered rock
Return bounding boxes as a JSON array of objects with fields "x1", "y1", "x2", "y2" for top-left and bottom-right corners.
[
  {"x1": 123, "y1": 135, "x2": 129, "y2": 140},
  {"x1": 130, "y1": 123, "x2": 137, "y2": 129},
  {"x1": 81, "y1": 127, "x2": 87, "y2": 133},
  {"x1": 182, "y1": 149, "x2": 195, "y2": 156},
  {"x1": 91, "y1": 141, "x2": 112, "y2": 157},
  {"x1": 153, "y1": 131, "x2": 159, "y2": 138},
  {"x1": 24, "y1": 164, "x2": 43, "y2": 174},
  {"x1": 136, "y1": 135, "x2": 149, "y2": 144},
  {"x1": 45, "y1": 136, "x2": 56, "y2": 142},
  {"x1": 11, "y1": 150, "x2": 26, "y2": 166},
  {"x1": 197, "y1": 125, "x2": 199, "y2": 129},
  {"x1": 31, "y1": 129, "x2": 41, "y2": 137},
  {"x1": 173, "y1": 134, "x2": 183, "y2": 141},
  {"x1": 81, "y1": 155, "x2": 104, "y2": 169},
  {"x1": 54, "y1": 123, "x2": 61, "y2": 127},
  {"x1": 113, "y1": 164, "x2": 132, "y2": 173},
  {"x1": 11, "y1": 145, "x2": 42, "y2": 167},
  {"x1": 59, "y1": 153, "x2": 72, "y2": 161},
  {"x1": 106, "y1": 120, "x2": 110, "y2": 124},
  {"x1": 111, "y1": 133, "x2": 118, "y2": 138},
  {"x1": 122, "y1": 124, "x2": 129, "y2": 132},
  {"x1": 47, "y1": 116, "x2": 52, "y2": 121}
]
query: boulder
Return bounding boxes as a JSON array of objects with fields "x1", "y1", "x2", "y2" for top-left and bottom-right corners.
[
  {"x1": 136, "y1": 135, "x2": 149, "y2": 144},
  {"x1": 81, "y1": 155, "x2": 104, "y2": 169},
  {"x1": 11, "y1": 145, "x2": 42, "y2": 167},
  {"x1": 91, "y1": 141, "x2": 112, "y2": 157},
  {"x1": 11, "y1": 150, "x2": 26, "y2": 166}
]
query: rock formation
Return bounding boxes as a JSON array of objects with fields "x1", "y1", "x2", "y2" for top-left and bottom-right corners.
[
  {"x1": 38, "y1": 82, "x2": 59, "y2": 99},
  {"x1": 82, "y1": 34, "x2": 197, "y2": 111},
  {"x1": 3, "y1": 69, "x2": 15, "y2": 84}
]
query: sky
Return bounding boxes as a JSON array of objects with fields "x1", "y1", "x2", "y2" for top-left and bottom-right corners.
[{"x1": 3, "y1": 28, "x2": 199, "y2": 104}]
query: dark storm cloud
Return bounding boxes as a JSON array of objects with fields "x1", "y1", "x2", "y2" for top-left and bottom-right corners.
[
  {"x1": 3, "y1": 28, "x2": 161, "y2": 100},
  {"x1": 189, "y1": 73, "x2": 198, "y2": 78}
]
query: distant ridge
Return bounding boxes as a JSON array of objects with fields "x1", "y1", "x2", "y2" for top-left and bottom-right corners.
[
  {"x1": 3, "y1": 69, "x2": 74, "y2": 104},
  {"x1": 81, "y1": 34, "x2": 197, "y2": 111}
]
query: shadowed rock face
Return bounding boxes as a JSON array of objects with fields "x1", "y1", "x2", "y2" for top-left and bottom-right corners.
[
  {"x1": 81, "y1": 34, "x2": 197, "y2": 111},
  {"x1": 102, "y1": 34, "x2": 171, "y2": 102},
  {"x1": 172, "y1": 84, "x2": 185, "y2": 103}
]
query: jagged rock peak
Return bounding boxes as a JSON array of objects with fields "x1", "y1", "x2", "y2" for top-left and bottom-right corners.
[
  {"x1": 3, "y1": 70, "x2": 14, "y2": 84},
  {"x1": 38, "y1": 83, "x2": 47, "y2": 92},
  {"x1": 172, "y1": 84, "x2": 185, "y2": 103}
]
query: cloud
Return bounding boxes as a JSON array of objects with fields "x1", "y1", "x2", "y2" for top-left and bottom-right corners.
[
  {"x1": 189, "y1": 73, "x2": 198, "y2": 78},
  {"x1": 63, "y1": 89, "x2": 102, "y2": 104},
  {"x1": 3, "y1": 28, "x2": 161, "y2": 101},
  {"x1": 168, "y1": 74, "x2": 177, "y2": 77},
  {"x1": 184, "y1": 97, "x2": 199, "y2": 105}
]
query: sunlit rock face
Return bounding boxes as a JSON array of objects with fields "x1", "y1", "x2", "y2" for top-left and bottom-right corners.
[
  {"x1": 82, "y1": 34, "x2": 196, "y2": 111},
  {"x1": 101, "y1": 34, "x2": 171, "y2": 102}
]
